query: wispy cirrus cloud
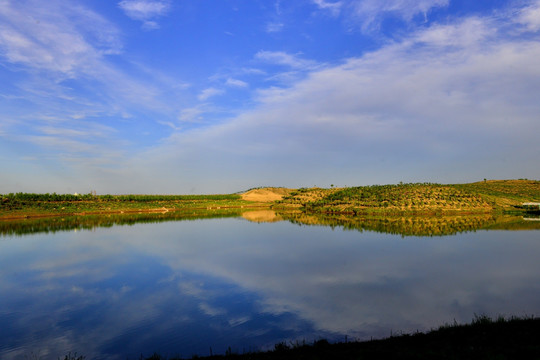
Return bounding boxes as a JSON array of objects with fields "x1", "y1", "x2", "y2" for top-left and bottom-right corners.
[
  {"x1": 0, "y1": 0, "x2": 158, "y2": 116},
  {"x1": 254, "y1": 51, "x2": 321, "y2": 85},
  {"x1": 225, "y1": 78, "x2": 248, "y2": 88},
  {"x1": 265, "y1": 22, "x2": 284, "y2": 33},
  {"x1": 177, "y1": 105, "x2": 208, "y2": 123},
  {"x1": 0, "y1": 0, "x2": 177, "y2": 113},
  {"x1": 255, "y1": 50, "x2": 319, "y2": 70},
  {"x1": 0, "y1": 1, "x2": 123, "y2": 146},
  {"x1": 265, "y1": 0, "x2": 285, "y2": 33},
  {"x1": 0, "y1": 0, "x2": 182, "y2": 182},
  {"x1": 118, "y1": 0, "x2": 171, "y2": 30},
  {"x1": 0, "y1": 0, "x2": 121, "y2": 76},
  {"x1": 312, "y1": 0, "x2": 449, "y2": 31},
  {"x1": 337, "y1": 0, "x2": 449, "y2": 32},
  {"x1": 312, "y1": 0, "x2": 343, "y2": 17},
  {"x1": 197, "y1": 87, "x2": 224, "y2": 101}
]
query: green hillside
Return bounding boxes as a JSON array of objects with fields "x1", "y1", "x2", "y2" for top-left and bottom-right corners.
[{"x1": 275, "y1": 180, "x2": 540, "y2": 214}]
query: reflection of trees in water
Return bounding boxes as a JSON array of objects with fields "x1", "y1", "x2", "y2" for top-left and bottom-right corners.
[
  {"x1": 2, "y1": 211, "x2": 539, "y2": 237},
  {"x1": 278, "y1": 212, "x2": 540, "y2": 236},
  {"x1": 0, "y1": 210, "x2": 244, "y2": 237}
]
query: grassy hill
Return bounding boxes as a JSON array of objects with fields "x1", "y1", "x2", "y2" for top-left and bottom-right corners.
[{"x1": 274, "y1": 180, "x2": 540, "y2": 214}]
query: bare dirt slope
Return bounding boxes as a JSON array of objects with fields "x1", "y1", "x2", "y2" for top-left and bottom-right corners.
[{"x1": 241, "y1": 187, "x2": 293, "y2": 202}]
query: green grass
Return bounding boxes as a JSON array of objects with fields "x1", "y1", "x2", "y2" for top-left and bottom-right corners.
[
  {"x1": 455, "y1": 179, "x2": 540, "y2": 208},
  {"x1": 0, "y1": 193, "x2": 257, "y2": 219}
]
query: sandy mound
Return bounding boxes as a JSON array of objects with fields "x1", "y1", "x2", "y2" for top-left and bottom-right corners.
[{"x1": 241, "y1": 187, "x2": 293, "y2": 202}]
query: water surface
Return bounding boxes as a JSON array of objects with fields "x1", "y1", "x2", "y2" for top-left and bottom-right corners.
[{"x1": 1, "y1": 212, "x2": 539, "y2": 359}]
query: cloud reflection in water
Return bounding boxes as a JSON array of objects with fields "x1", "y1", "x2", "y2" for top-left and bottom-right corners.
[{"x1": 0, "y1": 217, "x2": 539, "y2": 359}]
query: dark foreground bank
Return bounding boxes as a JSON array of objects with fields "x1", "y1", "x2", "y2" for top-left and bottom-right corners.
[{"x1": 61, "y1": 316, "x2": 540, "y2": 360}]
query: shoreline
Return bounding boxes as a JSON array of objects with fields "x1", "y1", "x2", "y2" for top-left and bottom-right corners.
[
  {"x1": 0, "y1": 204, "x2": 272, "y2": 221},
  {"x1": 3, "y1": 205, "x2": 533, "y2": 222},
  {"x1": 2, "y1": 180, "x2": 538, "y2": 221},
  {"x1": 56, "y1": 316, "x2": 540, "y2": 360}
]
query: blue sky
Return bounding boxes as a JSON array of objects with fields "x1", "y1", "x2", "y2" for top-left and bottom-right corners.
[{"x1": 1, "y1": 0, "x2": 539, "y2": 194}]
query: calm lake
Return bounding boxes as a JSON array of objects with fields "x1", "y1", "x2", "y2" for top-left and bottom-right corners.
[{"x1": 1, "y1": 211, "x2": 539, "y2": 359}]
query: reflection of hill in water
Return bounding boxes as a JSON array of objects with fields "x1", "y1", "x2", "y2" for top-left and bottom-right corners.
[
  {"x1": 481, "y1": 214, "x2": 540, "y2": 230},
  {"x1": 1, "y1": 210, "x2": 539, "y2": 237},
  {"x1": 277, "y1": 212, "x2": 540, "y2": 236},
  {"x1": 0, "y1": 209, "x2": 244, "y2": 237},
  {"x1": 241, "y1": 210, "x2": 283, "y2": 223}
]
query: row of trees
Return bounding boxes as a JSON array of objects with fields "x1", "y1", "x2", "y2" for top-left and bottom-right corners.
[
  {"x1": 1, "y1": 193, "x2": 241, "y2": 203},
  {"x1": 1, "y1": 193, "x2": 95, "y2": 202},
  {"x1": 100, "y1": 194, "x2": 241, "y2": 202}
]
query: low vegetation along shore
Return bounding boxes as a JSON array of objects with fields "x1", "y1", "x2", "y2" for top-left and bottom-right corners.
[
  {"x1": 58, "y1": 316, "x2": 539, "y2": 360},
  {"x1": 0, "y1": 193, "x2": 255, "y2": 220},
  {"x1": 1, "y1": 180, "x2": 539, "y2": 220}
]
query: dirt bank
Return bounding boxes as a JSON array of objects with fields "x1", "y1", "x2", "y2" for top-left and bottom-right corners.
[{"x1": 241, "y1": 187, "x2": 293, "y2": 202}]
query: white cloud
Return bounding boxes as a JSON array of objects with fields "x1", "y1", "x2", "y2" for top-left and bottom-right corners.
[
  {"x1": 178, "y1": 106, "x2": 206, "y2": 122},
  {"x1": 516, "y1": 0, "x2": 540, "y2": 32},
  {"x1": 197, "y1": 87, "x2": 224, "y2": 101},
  {"x1": 225, "y1": 78, "x2": 248, "y2": 88},
  {"x1": 118, "y1": 0, "x2": 170, "y2": 20},
  {"x1": 141, "y1": 20, "x2": 159, "y2": 30},
  {"x1": 118, "y1": 0, "x2": 171, "y2": 30},
  {"x1": 266, "y1": 22, "x2": 284, "y2": 33},
  {"x1": 0, "y1": 0, "x2": 184, "y2": 190},
  {"x1": 349, "y1": 0, "x2": 449, "y2": 31},
  {"x1": 255, "y1": 50, "x2": 319, "y2": 70},
  {"x1": 312, "y1": 0, "x2": 342, "y2": 17},
  {"x1": 0, "y1": 0, "x2": 120, "y2": 76},
  {"x1": 36, "y1": 124, "x2": 113, "y2": 139},
  {"x1": 122, "y1": 10, "x2": 540, "y2": 193},
  {"x1": 0, "y1": 1, "x2": 164, "y2": 112},
  {"x1": 19, "y1": 120, "x2": 124, "y2": 167},
  {"x1": 0, "y1": 0, "x2": 179, "y2": 110},
  {"x1": 240, "y1": 67, "x2": 267, "y2": 76},
  {"x1": 412, "y1": 17, "x2": 493, "y2": 47},
  {"x1": 273, "y1": 0, "x2": 282, "y2": 15}
]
